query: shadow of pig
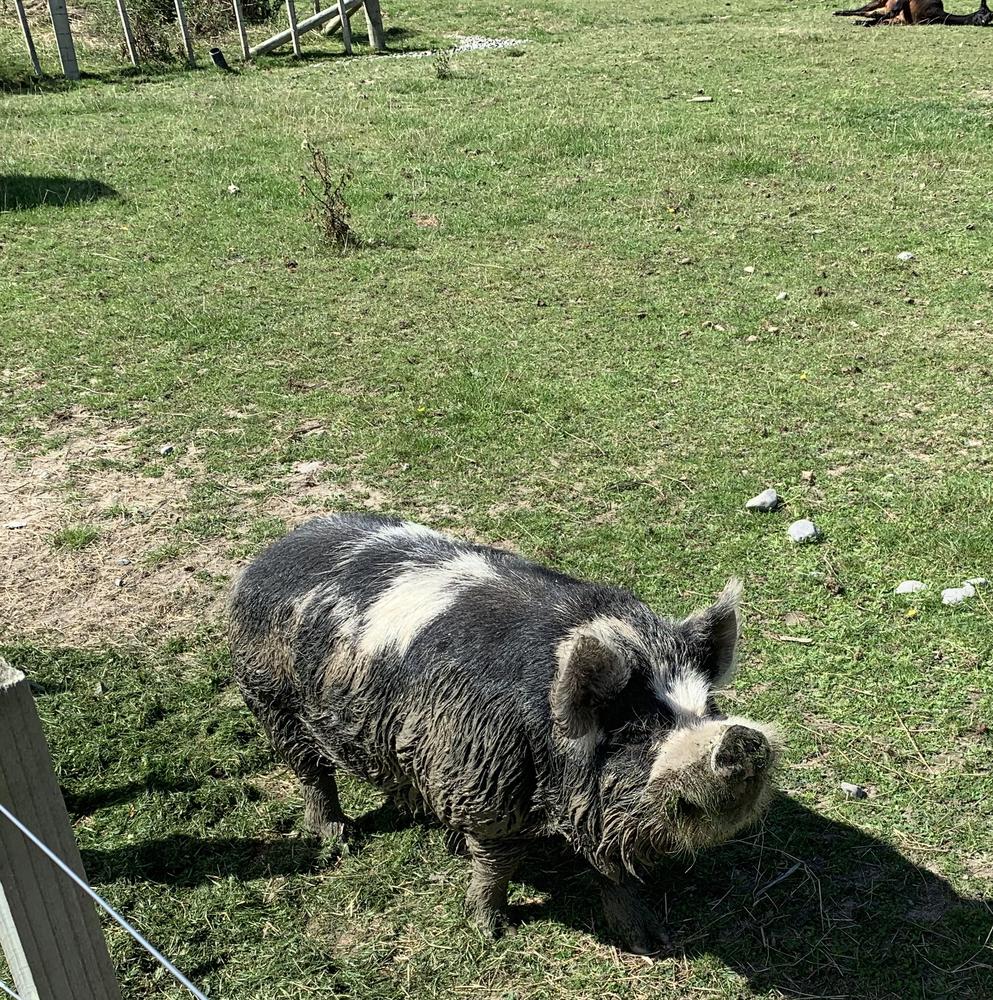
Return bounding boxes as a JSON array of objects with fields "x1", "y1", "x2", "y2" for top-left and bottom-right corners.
[{"x1": 513, "y1": 795, "x2": 992, "y2": 1000}]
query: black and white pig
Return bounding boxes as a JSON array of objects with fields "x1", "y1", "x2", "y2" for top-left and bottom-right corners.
[{"x1": 230, "y1": 513, "x2": 781, "y2": 954}]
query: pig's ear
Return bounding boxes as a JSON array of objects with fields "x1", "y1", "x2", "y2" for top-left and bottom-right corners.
[
  {"x1": 550, "y1": 632, "x2": 633, "y2": 738},
  {"x1": 678, "y1": 579, "x2": 741, "y2": 688}
]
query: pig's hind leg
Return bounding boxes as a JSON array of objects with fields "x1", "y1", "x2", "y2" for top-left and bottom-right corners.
[
  {"x1": 258, "y1": 701, "x2": 351, "y2": 844},
  {"x1": 301, "y1": 770, "x2": 349, "y2": 843},
  {"x1": 464, "y1": 835, "x2": 526, "y2": 937}
]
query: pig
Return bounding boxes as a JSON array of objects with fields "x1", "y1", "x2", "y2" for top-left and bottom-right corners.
[{"x1": 229, "y1": 513, "x2": 781, "y2": 954}]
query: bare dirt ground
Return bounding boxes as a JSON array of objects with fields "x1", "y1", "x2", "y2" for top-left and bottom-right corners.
[{"x1": 0, "y1": 408, "x2": 390, "y2": 648}]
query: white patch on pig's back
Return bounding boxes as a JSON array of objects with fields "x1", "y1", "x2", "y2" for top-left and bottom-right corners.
[{"x1": 358, "y1": 551, "x2": 500, "y2": 657}]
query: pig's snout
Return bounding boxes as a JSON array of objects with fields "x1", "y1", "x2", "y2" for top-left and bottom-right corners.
[{"x1": 712, "y1": 725, "x2": 770, "y2": 780}]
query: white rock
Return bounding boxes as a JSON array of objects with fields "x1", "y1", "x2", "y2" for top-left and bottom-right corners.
[
  {"x1": 227, "y1": 183, "x2": 241, "y2": 195},
  {"x1": 775, "y1": 291, "x2": 789, "y2": 301},
  {"x1": 159, "y1": 443, "x2": 175, "y2": 456},
  {"x1": 895, "y1": 580, "x2": 927, "y2": 595},
  {"x1": 897, "y1": 251, "x2": 915, "y2": 262},
  {"x1": 745, "y1": 488, "x2": 780, "y2": 512},
  {"x1": 960, "y1": 582, "x2": 976, "y2": 598},
  {"x1": 840, "y1": 782, "x2": 867, "y2": 799},
  {"x1": 788, "y1": 519, "x2": 819, "y2": 543},
  {"x1": 743, "y1": 266, "x2": 755, "y2": 274},
  {"x1": 964, "y1": 577, "x2": 988, "y2": 587},
  {"x1": 942, "y1": 587, "x2": 971, "y2": 606},
  {"x1": 5, "y1": 519, "x2": 27, "y2": 529}
]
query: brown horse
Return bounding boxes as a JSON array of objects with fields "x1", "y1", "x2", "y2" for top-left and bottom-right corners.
[{"x1": 834, "y1": 0, "x2": 992, "y2": 25}]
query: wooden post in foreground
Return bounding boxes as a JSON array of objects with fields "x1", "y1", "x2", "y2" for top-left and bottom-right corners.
[
  {"x1": 286, "y1": 0, "x2": 303, "y2": 57},
  {"x1": 362, "y1": 0, "x2": 386, "y2": 52},
  {"x1": 46, "y1": 0, "x2": 80, "y2": 79},
  {"x1": 0, "y1": 660, "x2": 122, "y2": 1000},
  {"x1": 337, "y1": 0, "x2": 353, "y2": 54},
  {"x1": 173, "y1": 0, "x2": 196, "y2": 66},
  {"x1": 232, "y1": 0, "x2": 251, "y2": 60},
  {"x1": 115, "y1": 0, "x2": 139, "y2": 67},
  {"x1": 13, "y1": 0, "x2": 42, "y2": 77}
]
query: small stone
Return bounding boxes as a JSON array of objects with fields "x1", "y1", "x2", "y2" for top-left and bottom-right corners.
[
  {"x1": 960, "y1": 582, "x2": 976, "y2": 598},
  {"x1": 115, "y1": 577, "x2": 125, "y2": 588},
  {"x1": 159, "y1": 443, "x2": 175, "y2": 456},
  {"x1": 5, "y1": 519, "x2": 26, "y2": 529},
  {"x1": 840, "y1": 782, "x2": 868, "y2": 799},
  {"x1": 678, "y1": 257, "x2": 693, "y2": 265},
  {"x1": 687, "y1": 95, "x2": 713, "y2": 103},
  {"x1": 117, "y1": 557, "x2": 131, "y2": 566},
  {"x1": 788, "y1": 518, "x2": 819, "y2": 543},
  {"x1": 94, "y1": 681, "x2": 106, "y2": 695},
  {"x1": 895, "y1": 580, "x2": 927, "y2": 595},
  {"x1": 745, "y1": 335, "x2": 759, "y2": 343},
  {"x1": 745, "y1": 488, "x2": 780, "y2": 513},
  {"x1": 800, "y1": 470, "x2": 815, "y2": 484},
  {"x1": 227, "y1": 183, "x2": 241, "y2": 195},
  {"x1": 776, "y1": 291, "x2": 789, "y2": 301},
  {"x1": 964, "y1": 577, "x2": 988, "y2": 587},
  {"x1": 743, "y1": 266, "x2": 755, "y2": 274},
  {"x1": 942, "y1": 587, "x2": 971, "y2": 606},
  {"x1": 897, "y1": 251, "x2": 915, "y2": 262}
]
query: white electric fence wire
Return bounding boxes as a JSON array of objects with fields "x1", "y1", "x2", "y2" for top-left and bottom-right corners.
[
  {"x1": 0, "y1": 977, "x2": 23, "y2": 1000},
  {"x1": 0, "y1": 802, "x2": 209, "y2": 1000}
]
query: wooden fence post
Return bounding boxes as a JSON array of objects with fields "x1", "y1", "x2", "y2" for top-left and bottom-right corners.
[
  {"x1": 46, "y1": 0, "x2": 80, "y2": 79},
  {"x1": 251, "y1": 1, "x2": 362, "y2": 57},
  {"x1": 362, "y1": 0, "x2": 386, "y2": 52},
  {"x1": 0, "y1": 660, "x2": 122, "y2": 1000},
  {"x1": 115, "y1": 0, "x2": 139, "y2": 67},
  {"x1": 232, "y1": 0, "x2": 251, "y2": 60},
  {"x1": 286, "y1": 0, "x2": 303, "y2": 57},
  {"x1": 173, "y1": 0, "x2": 196, "y2": 66},
  {"x1": 13, "y1": 0, "x2": 42, "y2": 77},
  {"x1": 338, "y1": 0, "x2": 353, "y2": 54}
]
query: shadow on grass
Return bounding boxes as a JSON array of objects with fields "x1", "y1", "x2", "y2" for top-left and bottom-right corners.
[
  {"x1": 81, "y1": 833, "x2": 325, "y2": 886},
  {"x1": 74, "y1": 788, "x2": 991, "y2": 998},
  {"x1": 0, "y1": 174, "x2": 118, "y2": 212},
  {"x1": 516, "y1": 796, "x2": 993, "y2": 1000}
]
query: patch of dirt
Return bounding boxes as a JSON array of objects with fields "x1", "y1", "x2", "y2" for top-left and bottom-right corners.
[{"x1": 0, "y1": 410, "x2": 399, "y2": 649}]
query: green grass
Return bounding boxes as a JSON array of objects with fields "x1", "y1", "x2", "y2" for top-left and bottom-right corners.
[
  {"x1": 2, "y1": 0, "x2": 992, "y2": 997},
  {"x1": 51, "y1": 523, "x2": 101, "y2": 550}
]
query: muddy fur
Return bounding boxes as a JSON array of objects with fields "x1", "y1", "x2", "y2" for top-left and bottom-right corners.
[{"x1": 230, "y1": 513, "x2": 782, "y2": 953}]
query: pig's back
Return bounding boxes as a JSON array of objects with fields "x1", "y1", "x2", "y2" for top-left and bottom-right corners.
[{"x1": 230, "y1": 513, "x2": 639, "y2": 832}]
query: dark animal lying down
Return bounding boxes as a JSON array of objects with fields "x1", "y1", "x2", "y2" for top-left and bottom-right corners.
[
  {"x1": 834, "y1": 0, "x2": 992, "y2": 25},
  {"x1": 230, "y1": 514, "x2": 782, "y2": 954}
]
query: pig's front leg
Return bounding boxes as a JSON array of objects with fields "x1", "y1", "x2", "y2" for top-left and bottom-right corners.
[
  {"x1": 464, "y1": 835, "x2": 524, "y2": 938},
  {"x1": 599, "y1": 873, "x2": 668, "y2": 955}
]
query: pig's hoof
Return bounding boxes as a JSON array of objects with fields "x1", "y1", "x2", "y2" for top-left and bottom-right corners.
[
  {"x1": 305, "y1": 815, "x2": 352, "y2": 847},
  {"x1": 623, "y1": 920, "x2": 669, "y2": 957},
  {"x1": 467, "y1": 901, "x2": 516, "y2": 940},
  {"x1": 601, "y1": 891, "x2": 669, "y2": 956}
]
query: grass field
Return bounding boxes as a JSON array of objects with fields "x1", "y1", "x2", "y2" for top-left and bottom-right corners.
[{"x1": 2, "y1": 0, "x2": 992, "y2": 997}]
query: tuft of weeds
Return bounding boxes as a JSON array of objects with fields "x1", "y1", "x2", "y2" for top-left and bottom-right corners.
[
  {"x1": 51, "y1": 525, "x2": 100, "y2": 550},
  {"x1": 299, "y1": 143, "x2": 359, "y2": 251},
  {"x1": 433, "y1": 48, "x2": 455, "y2": 79}
]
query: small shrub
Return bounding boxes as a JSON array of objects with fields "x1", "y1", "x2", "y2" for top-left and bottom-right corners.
[
  {"x1": 433, "y1": 49, "x2": 455, "y2": 80},
  {"x1": 300, "y1": 143, "x2": 358, "y2": 251}
]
